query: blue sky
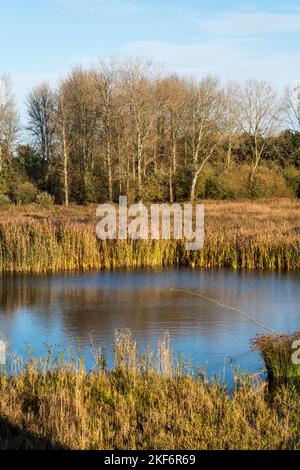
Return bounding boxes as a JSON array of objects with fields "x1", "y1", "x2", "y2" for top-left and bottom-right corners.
[{"x1": 1, "y1": 0, "x2": 300, "y2": 115}]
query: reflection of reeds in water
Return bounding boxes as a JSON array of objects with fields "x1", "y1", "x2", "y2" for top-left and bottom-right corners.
[
  {"x1": 252, "y1": 332, "x2": 300, "y2": 379},
  {"x1": 0, "y1": 200, "x2": 299, "y2": 273},
  {"x1": 1, "y1": 330, "x2": 300, "y2": 450}
]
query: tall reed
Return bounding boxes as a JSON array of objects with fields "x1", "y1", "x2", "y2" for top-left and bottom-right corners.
[
  {"x1": 0, "y1": 330, "x2": 300, "y2": 450},
  {"x1": 0, "y1": 200, "x2": 299, "y2": 273},
  {"x1": 252, "y1": 332, "x2": 300, "y2": 379}
]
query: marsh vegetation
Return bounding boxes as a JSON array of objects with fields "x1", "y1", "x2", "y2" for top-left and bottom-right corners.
[
  {"x1": 0, "y1": 199, "x2": 298, "y2": 273},
  {"x1": 0, "y1": 330, "x2": 300, "y2": 450}
]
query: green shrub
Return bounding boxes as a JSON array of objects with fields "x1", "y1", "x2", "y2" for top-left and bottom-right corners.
[
  {"x1": 205, "y1": 174, "x2": 238, "y2": 200},
  {"x1": 202, "y1": 165, "x2": 248, "y2": 200},
  {"x1": 0, "y1": 172, "x2": 9, "y2": 194},
  {"x1": 0, "y1": 194, "x2": 11, "y2": 206},
  {"x1": 36, "y1": 192, "x2": 54, "y2": 207},
  {"x1": 252, "y1": 332, "x2": 300, "y2": 379},
  {"x1": 283, "y1": 166, "x2": 300, "y2": 197},
  {"x1": 173, "y1": 167, "x2": 193, "y2": 201},
  {"x1": 251, "y1": 165, "x2": 293, "y2": 199},
  {"x1": 11, "y1": 182, "x2": 38, "y2": 204},
  {"x1": 140, "y1": 173, "x2": 168, "y2": 202}
]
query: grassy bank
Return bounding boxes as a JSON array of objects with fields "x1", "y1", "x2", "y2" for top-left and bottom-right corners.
[
  {"x1": 253, "y1": 333, "x2": 300, "y2": 379},
  {"x1": 0, "y1": 331, "x2": 300, "y2": 450},
  {"x1": 0, "y1": 199, "x2": 299, "y2": 273}
]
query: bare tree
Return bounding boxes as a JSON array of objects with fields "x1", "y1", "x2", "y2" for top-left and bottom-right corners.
[
  {"x1": 222, "y1": 82, "x2": 242, "y2": 168},
  {"x1": 0, "y1": 75, "x2": 18, "y2": 173},
  {"x1": 92, "y1": 60, "x2": 120, "y2": 202},
  {"x1": 121, "y1": 60, "x2": 163, "y2": 197},
  {"x1": 284, "y1": 81, "x2": 300, "y2": 132},
  {"x1": 233, "y1": 80, "x2": 283, "y2": 185},
  {"x1": 61, "y1": 68, "x2": 99, "y2": 202},
  {"x1": 20, "y1": 59, "x2": 295, "y2": 204},
  {"x1": 27, "y1": 83, "x2": 55, "y2": 161},
  {"x1": 55, "y1": 82, "x2": 72, "y2": 206},
  {"x1": 186, "y1": 75, "x2": 224, "y2": 202},
  {"x1": 156, "y1": 75, "x2": 187, "y2": 201}
]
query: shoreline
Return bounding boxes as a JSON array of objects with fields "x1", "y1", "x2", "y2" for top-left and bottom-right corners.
[
  {"x1": 0, "y1": 333, "x2": 299, "y2": 450},
  {"x1": 0, "y1": 200, "x2": 299, "y2": 273}
]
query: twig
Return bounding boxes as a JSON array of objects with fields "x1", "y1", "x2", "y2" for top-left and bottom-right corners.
[{"x1": 170, "y1": 288, "x2": 282, "y2": 335}]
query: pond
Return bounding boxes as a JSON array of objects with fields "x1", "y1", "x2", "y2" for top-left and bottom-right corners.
[{"x1": 0, "y1": 268, "x2": 299, "y2": 385}]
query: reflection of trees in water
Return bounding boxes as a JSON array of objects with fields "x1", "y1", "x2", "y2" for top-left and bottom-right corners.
[
  {"x1": 0, "y1": 275, "x2": 57, "y2": 318},
  {"x1": 1, "y1": 276, "x2": 220, "y2": 343},
  {"x1": 58, "y1": 287, "x2": 182, "y2": 340},
  {"x1": 0, "y1": 271, "x2": 284, "y2": 347},
  {"x1": 57, "y1": 286, "x2": 258, "y2": 348}
]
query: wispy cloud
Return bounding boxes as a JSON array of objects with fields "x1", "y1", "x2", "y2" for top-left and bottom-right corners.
[
  {"x1": 123, "y1": 39, "x2": 300, "y2": 88},
  {"x1": 121, "y1": 6, "x2": 300, "y2": 87},
  {"x1": 56, "y1": 0, "x2": 142, "y2": 16},
  {"x1": 200, "y1": 12, "x2": 300, "y2": 38},
  {"x1": 123, "y1": 40, "x2": 247, "y2": 75}
]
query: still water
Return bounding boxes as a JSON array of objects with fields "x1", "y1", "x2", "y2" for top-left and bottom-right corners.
[{"x1": 0, "y1": 269, "x2": 299, "y2": 384}]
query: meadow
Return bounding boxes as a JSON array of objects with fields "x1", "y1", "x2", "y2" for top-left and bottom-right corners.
[
  {"x1": 0, "y1": 330, "x2": 299, "y2": 450},
  {"x1": 0, "y1": 199, "x2": 299, "y2": 273}
]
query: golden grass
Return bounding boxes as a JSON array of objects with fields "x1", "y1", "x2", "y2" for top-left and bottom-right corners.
[
  {"x1": 0, "y1": 199, "x2": 299, "y2": 273},
  {"x1": 0, "y1": 330, "x2": 300, "y2": 450},
  {"x1": 252, "y1": 332, "x2": 300, "y2": 379}
]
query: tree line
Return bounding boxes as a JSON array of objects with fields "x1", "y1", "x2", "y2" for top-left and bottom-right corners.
[{"x1": 0, "y1": 59, "x2": 300, "y2": 205}]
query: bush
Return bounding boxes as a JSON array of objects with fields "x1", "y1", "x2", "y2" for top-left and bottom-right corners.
[
  {"x1": 205, "y1": 174, "x2": 238, "y2": 200},
  {"x1": 252, "y1": 332, "x2": 300, "y2": 379},
  {"x1": 194, "y1": 164, "x2": 294, "y2": 200},
  {"x1": 202, "y1": 165, "x2": 249, "y2": 200},
  {"x1": 11, "y1": 182, "x2": 38, "y2": 204},
  {"x1": 283, "y1": 166, "x2": 300, "y2": 197},
  {"x1": 0, "y1": 194, "x2": 11, "y2": 206},
  {"x1": 36, "y1": 192, "x2": 54, "y2": 208},
  {"x1": 173, "y1": 167, "x2": 193, "y2": 201},
  {"x1": 140, "y1": 173, "x2": 168, "y2": 202},
  {"x1": 251, "y1": 165, "x2": 293, "y2": 199},
  {"x1": 0, "y1": 171, "x2": 9, "y2": 195}
]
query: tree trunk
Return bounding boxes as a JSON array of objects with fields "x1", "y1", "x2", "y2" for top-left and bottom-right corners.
[
  {"x1": 169, "y1": 168, "x2": 174, "y2": 203},
  {"x1": 0, "y1": 146, "x2": 3, "y2": 174},
  {"x1": 127, "y1": 156, "x2": 131, "y2": 196},
  {"x1": 227, "y1": 137, "x2": 232, "y2": 168},
  {"x1": 190, "y1": 172, "x2": 198, "y2": 203},
  {"x1": 190, "y1": 161, "x2": 207, "y2": 202},
  {"x1": 137, "y1": 136, "x2": 143, "y2": 196},
  {"x1": 154, "y1": 144, "x2": 157, "y2": 175},
  {"x1": 62, "y1": 122, "x2": 69, "y2": 207},
  {"x1": 172, "y1": 138, "x2": 177, "y2": 173},
  {"x1": 107, "y1": 141, "x2": 113, "y2": 202},
  {"x1": 137, "y1": 156, "x2": 142, "y2": 196},
  {"x1": 250, "y1": 149, "x2": 262, "y2": 185}
]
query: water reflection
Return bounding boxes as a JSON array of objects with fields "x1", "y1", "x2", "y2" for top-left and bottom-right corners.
[{"x1": 0, "y1": 269, "x2": 299, "y2": 385}]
